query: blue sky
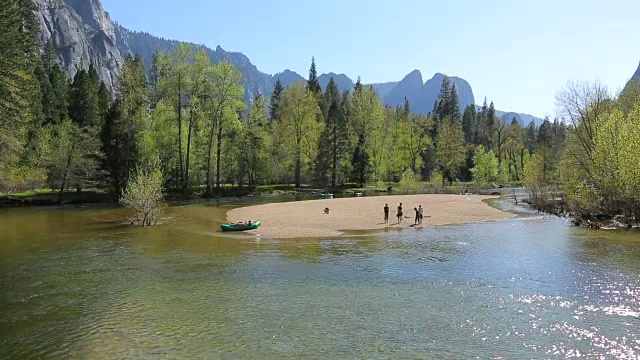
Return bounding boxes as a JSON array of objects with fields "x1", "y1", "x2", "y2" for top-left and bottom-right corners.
[{"x1": 103, "y1": 0, "x2": 640, "y2": 118}]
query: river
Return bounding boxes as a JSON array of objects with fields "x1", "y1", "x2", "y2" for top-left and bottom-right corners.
[{"x1": 1, "y1": 198, "x2": 639, "y2": 358}]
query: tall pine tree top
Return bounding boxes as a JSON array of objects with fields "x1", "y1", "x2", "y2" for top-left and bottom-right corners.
[
  {"x1": 449, "y1": 83, "x2": 461, "y2": 123},
  {"x1": 269, "y1": 79, "x2": 284, "y2": 122},
  {"x1": 354, "y1": 76, "x2": 363, "y2": 92},
  {"x1": 404, "y1": 97, "x2": 411, "y2": 118},
  {"x1": 307, "y1": 57, "x2": 321, "y2": 95}
]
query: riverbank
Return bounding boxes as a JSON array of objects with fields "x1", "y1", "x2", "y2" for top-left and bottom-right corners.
[{"x1": 226, "y1": 194, "x2": 515, "y2": 238}]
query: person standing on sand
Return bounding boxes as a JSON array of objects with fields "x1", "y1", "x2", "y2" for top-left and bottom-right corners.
[
  {"x1": 397, "y1": 203, "x2": 403, "y2": 224},
  {"x1": 384, "y1": 204, "x2": 389, "y2": 224},
  {"x1": 418, "y1": 205, "x2": 424, "y2": 225},
  {"x1": 414, "y1": 207, "x2": 420, "y2": 225}
]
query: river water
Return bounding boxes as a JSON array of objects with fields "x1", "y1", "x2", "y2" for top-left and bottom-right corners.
[{"x1": 0, "y1": 198, "x2": 639, "y2": 359}]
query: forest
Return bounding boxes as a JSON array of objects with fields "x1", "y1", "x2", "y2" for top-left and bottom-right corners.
[{"x1": 1, "y1": 0, "x2": 639, "y2": 223}]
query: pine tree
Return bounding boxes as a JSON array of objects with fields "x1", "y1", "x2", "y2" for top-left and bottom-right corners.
[
  {"x1": 525, "y1": 120, "x2": 538, "y2": 154},
  {"x1": 462, "y1": 105, "x2": 477, "y2": 144},
  {"x1": 149, "y1": 50, "x2": 161, "y2": 109},
  {"x1": 102, "y1": 56, "x2": 147, "y2": 195},
  {"x1": 354, "y1": 77, "x2": 363, "y2": 92},
  {"x1": 476, "y1": 98, "x2": 488, "y2": 146},
  {"x1": 68, "y1": 69, "x2": 101, "y2": 129},
  {"x1": 269, "y1": 79, "x2": 284, "y2": 122},
  {"x1": 404, "y1": 97, "x2": 411, "y2": 118},
  {"x1": 435, "y1": 76, "x2": 452, "y2": 119},
  {"x1": 307, "y1": 57, "x2": 321, "y2": 95},
  {"x1": 436, "y1": 117, "x2": 466, "y2": 182},
  {"x1": 486, "y1": 101, "x2": 496, "y2": 149},
  {"x1": 317, "y1": 78, "x2": 348, "y2": 188},
  {"x1": 351, "y1": 133, "x2": 370, "y2": 187},
  {"x1": 0, "y1": 0, "x2": 42, "y2": 188},
  {"x1": 48, "y1": 65, "x2": 69, "y2": 125},
  {"x1": 450, "y1": 83, "x2": 461, "y2": 124}
]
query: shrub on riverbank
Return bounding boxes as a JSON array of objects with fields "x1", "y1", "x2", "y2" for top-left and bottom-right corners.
[{"x1": 120, "y1": 160, "x2": 165, "y2": 226}]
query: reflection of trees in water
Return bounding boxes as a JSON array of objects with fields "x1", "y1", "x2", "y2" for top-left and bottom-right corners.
[{"x1": 569, "y1": 228, "x2": 640, "y2": 272}]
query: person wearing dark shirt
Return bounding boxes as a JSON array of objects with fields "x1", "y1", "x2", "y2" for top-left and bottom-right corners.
[
  {"x1": 383, "y1": 204, "x2": 389, "y2": 224},
  {"x1": 397, "y1": 203, "x2": 403, "y2": 224}
]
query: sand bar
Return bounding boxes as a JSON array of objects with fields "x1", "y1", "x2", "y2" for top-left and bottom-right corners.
[{"x1": 226, "y1": 194, "x2": 514, "y2": 238}]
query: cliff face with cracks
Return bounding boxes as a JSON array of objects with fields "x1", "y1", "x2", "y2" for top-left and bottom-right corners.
[{"x1": 34, "y1": 0, "x2": 124, "y2": 90}]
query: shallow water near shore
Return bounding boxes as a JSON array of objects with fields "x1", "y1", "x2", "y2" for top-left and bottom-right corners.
[{"x1": 1, "y1": 198, "x2": 639, "y2": 358}]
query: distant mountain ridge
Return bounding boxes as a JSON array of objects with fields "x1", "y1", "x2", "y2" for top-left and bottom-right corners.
[{"x1": 35, "y1": 0, "x2": 542, "y2": 122}]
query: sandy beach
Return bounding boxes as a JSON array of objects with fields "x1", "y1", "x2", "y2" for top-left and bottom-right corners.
[{"x1": 226, "y1": 194, "x2": 514, "y2": 238}]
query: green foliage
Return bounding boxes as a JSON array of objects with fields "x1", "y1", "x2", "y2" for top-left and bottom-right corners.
[
  {"x1": 242, "y1": 94, "x2": 271, "y2": 189},
  {"x1": 316, "y1": 77, "x2": 349, "y2": 187},
  {"x1": 270, "y1": 79, "x2": 284, "y2": 122},
  {"x1": 120, "y1": 158, "x2": 165, "y2": 226},
  {"x1": 462, "y1": 104, "x2": 477, "y2": 144},
  {"x1": 470, "y1": 145, "x2": 498, "y2": 185},
  {"x1": 102, "y1": 56, "x2": 148, "y2": 195},
  {"x1": 0, "y1": 0, "x2": 41, "y2": 190},
  {"x1": 307, "y1": 57, "x2": 321, "y2": 96},
  {"x1": 279, "y1": 81, "x2": 322, "y2": 187},
  {"x1": 347, "y1": 85, "x2": 385, "y2": 180},
  {"x1": 429, "y1": 170, "x2": 444, "y2": 187},
  {"x1": 351, "y1": 134, "x2": 370, "y2": 187},
  {"x1": 399, "y1": 169, "x2": 418, "y2": 191},
  {"x1": 436, "y1": 117, "x2": 466, "y2": 181},
  {"x1": 38, "y1": 118, "x2": 103, "y2": 196},
  {"x1": 524, "y1": 153, "x2": 545, "y2": 189}
]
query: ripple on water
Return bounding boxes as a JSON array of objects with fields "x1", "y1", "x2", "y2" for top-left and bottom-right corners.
[{"x1": 1, "y1": 209, "x2": 640, "y2": 358}]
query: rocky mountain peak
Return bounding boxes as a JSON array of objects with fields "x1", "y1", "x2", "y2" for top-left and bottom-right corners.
[
  {"x1": 35, "y1": 0, "x2": 124, "y2": 90},
  {"x1": 632, "y1": 61, "x2": 640, "y2": 80}
]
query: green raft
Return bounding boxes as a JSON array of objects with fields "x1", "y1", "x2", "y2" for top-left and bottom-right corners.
[{"x1": 221, "y1": 221, "x2": 261, "y2": 232}]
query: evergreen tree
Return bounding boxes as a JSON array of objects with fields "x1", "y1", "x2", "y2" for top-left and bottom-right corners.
[
  {"x1": 462, "y1": 104, "x2": 477, "y2": 144},
  {"x1": 354, "y1": 77, "x2": 363, "y2": 92},
  {"x1": 317, "y1": 78, "x2": 349, "y2": 188},
  {"x1": 435, "y1": 117, "x2": 466, "y2": 182},
  {"x1": 476, "y1": 98, "x2": 489, "y2": 146},
  {"x1": 68, "y1": 69, "x2": 101, "y2": 129},
  {"x1": 404, "y1": 97, "x2": 411, "y2": 118},
  {"x1": 149, "y1": 50, "x2": 161, "y2": 109},
  {"x1": 525, "y1": 120, "x2": 538, "y2": 154},
  {"x1": 102, "y1": 55, "x2": 148, "y2": 196},
  {"x1": 537, "y1": 119, "x2": 553, "y2": 150},
  {"x1": 435, "y1": 76, "x2": 452, "y2": 119},
  {"x1": 270, "y1": 79, "x2": 284, "y2": 122},
  {"x1": 0, "y1": 0, "x2": 42, "y2": 188},
  {"x1": 485, "y1": 101, "x2": 496, "y2": 149},
  {"x1": 351, "y1": 133, "x2": 370, "y2": 187},
  {"x1": 48, "y1": 65, "x2": 69, "y2": 125},
  {"x1": 307, "y1": 57, "x2": 321, "y2": 95},
  {"x1": 449, "y1": 83, "x2": 461, "y2": 124}
]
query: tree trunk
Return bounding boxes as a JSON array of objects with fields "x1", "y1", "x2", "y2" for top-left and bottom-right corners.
[
  {"x1": 216, "y1": 125, "x2": 223, "y2": 193},
  {"x1": 331, "y1": 124, "x2": 337, "y2": 188},
  {"x1": 205, "y1": 126, "x2": 215, "y2": 197},
  {"x1": 114, "y1": 135, "x2": 120, "y2": 196},
  {"x1": 58, "y1": 152, "x2": 74, "y2": 203},
  {"x1": 295, "y1": 141, "x2": 302, "y2": 188},
  {"x1": 177, "y1": 84, "x2": 184, "y2": 189},
  {"x1": 185, "y1": 110, "x2": 194, "y2": 192}
]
